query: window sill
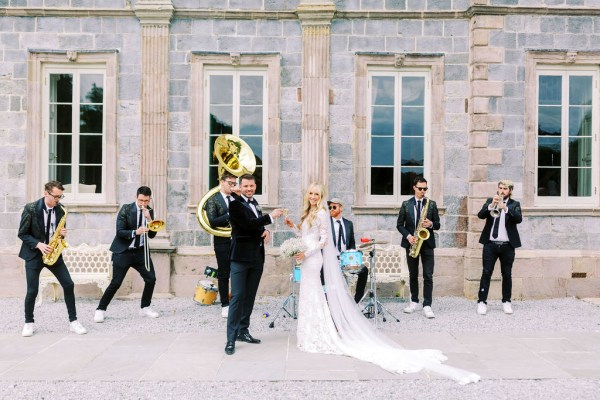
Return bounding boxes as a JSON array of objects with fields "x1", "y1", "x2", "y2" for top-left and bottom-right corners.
[
  {"x1": 352, "y1": 205, "x2": 447, "y2": 216},
  {"x1": 61, "y1": 203, "x2": 120, "y2": 213},
  {"x1": 522, "y1": 207, "x2": 600, "y2": 216}
]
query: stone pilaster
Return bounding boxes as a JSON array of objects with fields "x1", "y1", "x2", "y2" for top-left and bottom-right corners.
[{"x1": 297, "y1": 1, "x2": 336, "y2": 189}]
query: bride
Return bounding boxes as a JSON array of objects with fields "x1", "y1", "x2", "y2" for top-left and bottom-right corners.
[{"x1": 284, "y1": 183, "x2": 480, "y2": 385}]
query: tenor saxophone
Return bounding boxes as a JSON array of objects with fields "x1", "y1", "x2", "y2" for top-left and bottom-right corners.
[
  {"x1": 42, "y1": 206, "x2": 69, "y2": 266},
  {"x1": 409, "y1": 198, "x2": 430, "y2": 258}
]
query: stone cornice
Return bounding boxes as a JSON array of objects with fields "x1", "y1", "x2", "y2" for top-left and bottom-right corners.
[
  {"x1": 0, "y1": 8, "x2": 135, "y2": 17},
  {"x1": 297, "y1": 2, "x2": 336, "y2": 26},
  {"x1": 134, "y1": 0, "x2": 174, "y2": 25}
]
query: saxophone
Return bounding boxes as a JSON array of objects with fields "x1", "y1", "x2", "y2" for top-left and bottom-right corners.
[
  {"x1": 42, "y1": 206, "x2": 69, "y2": 266},
  {"x1": 409, "y1": 198, "x2": 430, "y2": 258}
]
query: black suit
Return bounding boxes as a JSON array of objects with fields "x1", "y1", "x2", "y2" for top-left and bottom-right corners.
[
  {"x1": 330, "y1": 216, "x2": 367, "y2": 303},
  {"x1": 97, "y1": 202, "x2": 157, "y2": 311},
  {"x1": 226, "y1": 193, "x2": 273, "y2": 342},
  {"x1": 396, "y1": 197, "x2": 440, "y2": 307},
  {"x1": 18, "y1": 198, "x2": 77, "y2": 323},
  {"x1": 205, "y1": 191, "x2": 232, "y2": 307},
  {"x1": 477, "y1": 197, "x2": 522, "y2": 304}
]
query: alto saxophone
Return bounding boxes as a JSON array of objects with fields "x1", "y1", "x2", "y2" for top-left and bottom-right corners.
[
  {"x1": 43, "y1": 206, "x2": 69, "y2": 266},
  {"x1": 409, "y1": 198, "x2": 430, "y2": 258}
]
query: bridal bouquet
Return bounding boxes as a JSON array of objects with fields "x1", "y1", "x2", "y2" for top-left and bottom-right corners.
[{"x1": 280, "y1": 237, "x2": 307, "y2": 258}]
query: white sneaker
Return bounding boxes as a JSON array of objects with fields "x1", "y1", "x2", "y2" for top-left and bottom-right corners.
[
  {"x1": 22, "y1": 323, "x2": 34, "y2": 337},
  {"x1": 503, "y1": 302, "x2": 514, "y2": 315},
  {"x1": 477, "y1": 302, "x2": 487, "y2": 315},
  {"x1": 140, "y1": 307, "x2": 159, "y2": 318},
  {"x1": 221, "y1": 306, "x2": 229, "y2": 318},
  {"x1": 403, "y1": 301, "x2": 419, "y2": 314},
  {"x1": 69, "y1": 320, "x2": 88, "y2": 335},
  {"x1": 423, "y1": 306, "x2": 435, "y2": 319},
  {"x1": 94, "y1": 310, "x2": 105, "y2": 323}
]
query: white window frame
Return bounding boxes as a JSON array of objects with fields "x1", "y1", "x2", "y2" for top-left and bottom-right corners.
[
  {"x1": 366, "y1": 68, "x2": 432, "y2": 204},
  {"x1": 534, "y1": 66, "x2": 598, "y2": 206},
  {"x1": 43, "y1": 66, "x2": 107, "y2": 203},
  {"x1": 203, "y1": 67, "x2": 269, "y2": 201}
]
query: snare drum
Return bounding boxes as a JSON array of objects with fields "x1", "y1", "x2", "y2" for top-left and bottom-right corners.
[
  {"x1": 340, "y1": 250, "x2": 363, "y2": 274},
  {"x1": 293, "y1": 266, "x2": 301, "y2": 283},
  {"x1": 193, "y1": 279, "x2": 218, "y2": 305}
]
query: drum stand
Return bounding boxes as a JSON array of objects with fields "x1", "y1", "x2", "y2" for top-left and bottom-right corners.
[
  {"x1": 360, "y1": 247, "x2": 400, "y2": 324},
  {"x1": 269, "y1": 261, "x2": 298, "y2": 328}
]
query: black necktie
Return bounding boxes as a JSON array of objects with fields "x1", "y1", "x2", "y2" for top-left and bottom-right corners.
[
  {"x1": 416, "y1": 200, "x2": 422, "y2": 226},
  {"x1": 134, "y1": 208, "x2": 143, "y2": 248},
  {"x1": 45, "y1": 208, "x2": 53, "y2": 244},
  {"x1": 492, "y1": 204, "x2": 501, "y2": 239},
  {"x1": 336, "y1": 220, "x2": 345, "y2": 252},
  {"x1": 226, "y1": 195, "x2": 231, "y2": 206}
]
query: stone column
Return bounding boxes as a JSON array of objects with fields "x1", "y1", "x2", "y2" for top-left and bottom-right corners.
[{"x1": 297, "y1": 1, "x2": 336, "y2": 189}]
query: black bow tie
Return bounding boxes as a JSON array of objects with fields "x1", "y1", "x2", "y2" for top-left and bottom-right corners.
[{"x1": 247, "y1": 198, "x2": 257, "y2": 206}]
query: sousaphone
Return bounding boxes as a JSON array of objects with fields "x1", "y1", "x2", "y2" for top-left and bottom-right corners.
[{"x1": 196, "y1": 134, "x2": 256, "y2": 237}]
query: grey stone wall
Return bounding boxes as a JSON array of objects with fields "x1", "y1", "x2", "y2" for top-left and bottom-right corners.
[
  {"x1": 490, "y1": 0, "x2": 597, "y2": 6},
  {"x1": 335, "y1": 0, "x2": 470, "y2": 10},
  {"x1": 171, "y1": 0, "x2": 300, "y2": 10},
  {"x1": 1, "y1": 0, "x2": 133, "y2": 7}
]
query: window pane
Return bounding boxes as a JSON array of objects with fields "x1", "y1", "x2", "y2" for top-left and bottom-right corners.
[
  {"x1": 400, "y1": 167, "x2": 424, "y2": 196},
  {"x1": 402, "y1": 76, "x2": 425, "y2": 106},
  {"x1": 48, "y1": 165, "x2": 71, "y2": 185},
  {"x1": 50, "y1": 74, "x2": 72, "y2": 103},
  {"x1": 568, "y1": 137, "x2": 592, "y2": 167},
  {"x1": 538, "y1": 137, "x2": 561, "y2": 166},
  {"x1": 569, "y1": 167, "x2": 592, "y2": 196},
  {"x1": 371, "y1": 106, "x2": 394, "y2": 136},
  {"x1": 371, "y1": 137, "x2": 394, "y2": 166},
  {"x1": 568, "y1": 106, "x2": 592, "y2": 137},
  {"x1": 371, "y1": 167, "x2": 393, "y2": 195},
  {"x1": 210, "y1": 106, "x2": 233, "y2": 135},
  {"x1": 401, "y1": 137, "x2": 424, "y2": 167},
  {"x1": 372, "y1": 76, "x2": 394, "y2": 105},
  {"x1": 80, "y1": 74, "x2": 104, "y2": 103},
  {"x1": 49, "y1": 104, "x2": 72, "y2": 133},
  {"x1": 538, "y1": 168, "x2": 561, "y2": 196},
  {"x1": 569, "y1": 76, "x2": 592, "y2": 106},
  {"x1": 79, "y1": 166, "x2": 102, "y2": 193},
  {"x1": 241, "y1": 135, "x2": 263, "y2": 162},
  {"x1": 253, "y1": 166, "x2": 263, "y2": 196},
  {"x1": 401, "y1": 107, "x2": 424, "y2": 136},
  {"x1": 80, "y1": 105, "x2": 103, "y2": 133},
  {"x1": 210, "y1": 75, "x2": 233, "y2": 105},
  {"x1": 80, "y1": 135, "x2": 103, "y2": 164},
  {"x1": 49, "y1": 134, "x2": 72, "y2": 163},
  {"x1": 538, "y1": 106, "x2": 561, "y2": 136},
  {"x1": 209, "y1": 165, "x2": 219, "y2": 188},
  {"x1": 240, "y1": 105, "x2": 263, "y2": 135},
  {"x1": 538, "y1": 75, "x2": 561, "y2": 105},
  {"x1": 240, "y1": 76, "x2": 263, "y2": 105}
]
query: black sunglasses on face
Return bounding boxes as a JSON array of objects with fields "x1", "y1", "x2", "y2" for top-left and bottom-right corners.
[
  {"x1": 415, "y1": 187, "x2": 428, "y2": 191},
  {"x1": 328, "y1": 205, "x2": 338, "y2": 210}
]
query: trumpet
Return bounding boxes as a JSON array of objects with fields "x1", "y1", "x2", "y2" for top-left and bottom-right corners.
[{"x1": 490, "y1": 192, "x2": 503, "y2": 218}]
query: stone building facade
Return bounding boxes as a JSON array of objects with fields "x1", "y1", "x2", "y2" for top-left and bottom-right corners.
[{"x1": 1, "y1": 0, "x2": 599, "y2": 300}]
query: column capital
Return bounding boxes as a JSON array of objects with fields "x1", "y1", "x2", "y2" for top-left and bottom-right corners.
[
  {"x1": 297, "y1": 2, "x2": 336, "y2": 27},
  {"x1": 134, "y1": 0, "x2": 174, "y2": 26}
]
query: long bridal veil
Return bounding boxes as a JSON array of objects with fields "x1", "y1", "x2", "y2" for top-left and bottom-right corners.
[{"x1": 321, "y1": 222, "x2": 480, "y2": 385}]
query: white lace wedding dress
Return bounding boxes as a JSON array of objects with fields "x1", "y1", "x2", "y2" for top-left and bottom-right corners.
[{"x1": 295, "y1": 208, "x2": 480, "y2": 385}]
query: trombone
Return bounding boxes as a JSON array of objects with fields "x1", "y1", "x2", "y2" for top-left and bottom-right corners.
[{"x1": 142, "y1": 202, "x2": 165, "y2": 271}]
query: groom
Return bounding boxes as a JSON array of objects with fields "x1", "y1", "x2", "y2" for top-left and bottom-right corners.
[{"x1": 225, "y1": 174, "x2": 283, "y2": 355}]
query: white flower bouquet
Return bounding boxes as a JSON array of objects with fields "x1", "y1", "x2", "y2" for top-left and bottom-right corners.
[{"x1": 280, "y1": 237, "x2": 307, "y2": 258}]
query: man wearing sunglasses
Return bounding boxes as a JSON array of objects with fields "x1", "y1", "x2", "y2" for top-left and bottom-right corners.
[
  {"x1": 205, "y1": 172, "x2": 240, "y2": 317},
  {"x1": 396, "y1": 176, "x2": 440, "y2": 319},
  {"x1": 18, "y1": 180, "x2": 87, "y2": 337}
]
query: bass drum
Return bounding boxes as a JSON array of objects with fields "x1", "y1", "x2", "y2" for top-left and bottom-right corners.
[{"x1": 193, "y1": 280, "x2": 218, "y2": 305}]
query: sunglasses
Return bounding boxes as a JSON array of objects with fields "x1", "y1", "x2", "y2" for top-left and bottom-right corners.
[
  {"x1": 328, "y1": 205, "x2": 339, "y2": 210},
  {"x1": 415, "y1": 187, "x2": 428, "y2": 191}
]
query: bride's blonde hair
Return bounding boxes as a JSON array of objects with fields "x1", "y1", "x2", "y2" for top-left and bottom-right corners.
[{"x1": 300, "y1": 182, "x2": 326, "y2": 229}]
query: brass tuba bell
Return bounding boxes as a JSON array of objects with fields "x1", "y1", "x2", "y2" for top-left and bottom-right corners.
[{"x1": 197, "y1": 134, "x2": 256, "y2": 237}]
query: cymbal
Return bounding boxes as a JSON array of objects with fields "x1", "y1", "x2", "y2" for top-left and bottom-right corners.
[{"x1": 357, "y1": 240, "x2": 389, "y2": 249}]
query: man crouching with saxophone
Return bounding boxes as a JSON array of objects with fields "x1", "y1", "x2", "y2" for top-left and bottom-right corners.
[
  {"x1": 396, "y1": 176, "x2": 440, "y2": 319},
  {"x1": 18, "y1": 180, "x2": 87, "y2": 337}
]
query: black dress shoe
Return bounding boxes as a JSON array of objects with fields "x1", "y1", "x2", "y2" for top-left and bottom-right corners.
[
  {"x1": 236, "y1": 332, "x2": 261, "y2": 344},
  {"x1": 225, "y1": 341, "x2": 235, "y2": 355}
]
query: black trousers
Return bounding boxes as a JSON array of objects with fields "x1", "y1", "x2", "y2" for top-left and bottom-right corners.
[
  {"x1": 97, "y1": 247, "x2": 156, "y2": 311},
  {"x1": 478, "y1": 242, "x2": 515, "y2": 304},
  {"x1": 24, "y1": 256, "x2": 77, "y2": 323},
  {"x1": 227, "y1": 259, "x2": 263, "y2": 342},
  {"x1": 405, "y1": 246, "x2": 435, "y2": 307},
  {"x1": 354, "y1": 266, "x2": 369, "y2": 303},
  {"x1": 214, "y1": 240, "x2": 232, "y2": 307}
]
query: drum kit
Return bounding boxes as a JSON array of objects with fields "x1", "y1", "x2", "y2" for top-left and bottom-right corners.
[{"x1": 268, "y1": 262, "x2": 301, "y2": 328}]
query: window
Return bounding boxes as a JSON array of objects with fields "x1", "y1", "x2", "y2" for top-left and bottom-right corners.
[
  {"x1": 535, "y1": 67, "x2": 598, "y2": 205},
  {"x1": 367, "y1": 70, "x2": 430, "y2": 202}
]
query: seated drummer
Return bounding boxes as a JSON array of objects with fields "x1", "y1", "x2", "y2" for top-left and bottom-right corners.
[{"x1": 326, "y1": 198, "x2": 368, "y2": 303}]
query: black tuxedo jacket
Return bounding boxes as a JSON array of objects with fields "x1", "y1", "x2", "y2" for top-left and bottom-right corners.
[
  {"x1": 329, "y1": 216, "x2": 356, "y2": 250},
  {"x1": 396, "y1": 197, "x2": 440, "y2": 250},
  {"x1": 478, "y1": 198, "x2": 522, "y2": 248},
  {"x1": 228, "y1": 193, "x2": 272, "y2": 263},
  {"x1": 18, "y1": 198, "x2": 66, "y2": 261},
  {"x1": 109, "y1": 202, "x2": 157, "y2": 254},
  {"x1": 205, "y1": 191, "x2": 231, "y2": 244}
]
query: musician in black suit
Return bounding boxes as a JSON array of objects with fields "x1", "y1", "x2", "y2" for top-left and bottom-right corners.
[
  {"x1": 327, "y1": 198, "x2": 367, "y2": 303},
  {"x1": 205, "y1": 172, "x2": 239, "y2": 318},
  {"x1": 396, "y1": 176, "x2": 440, "y2": 319},
  {"x1": 18, "y1": 180, "x2": 88, "y2": 337},
  {"x1": 94, "y1": 186, "x2": 159, "y2": 323},
  {"x1": 476, "y1": 179, "x2": 522, "y2": 316},
  {"x1": 225, "y1": 174, "x2": 284, "y2": 355}
]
